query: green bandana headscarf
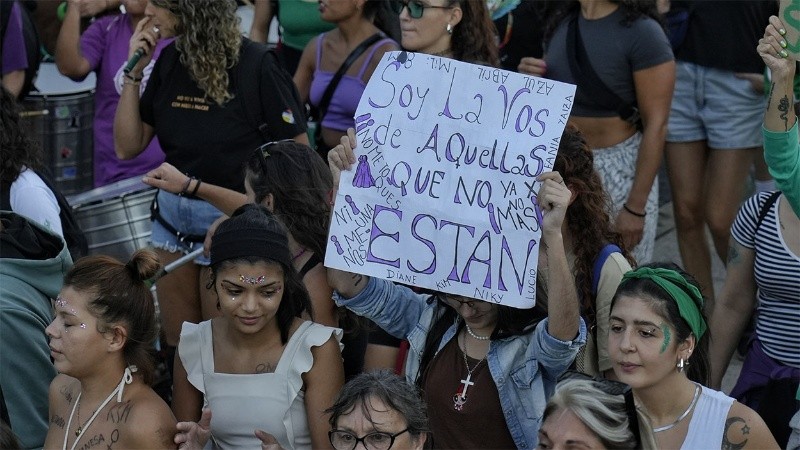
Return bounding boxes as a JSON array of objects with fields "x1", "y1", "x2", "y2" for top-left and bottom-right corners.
[{"x1": 622, "y1": 267, "x2": 707, "y2": 339}]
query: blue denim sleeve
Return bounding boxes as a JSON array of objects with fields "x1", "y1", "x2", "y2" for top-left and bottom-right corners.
[
  {"x1": 533, "y1": 317, "x2": 587, "y2": 379},
  {"x1": 332, "y1": 277, "x2": 430, "y2": 339}
]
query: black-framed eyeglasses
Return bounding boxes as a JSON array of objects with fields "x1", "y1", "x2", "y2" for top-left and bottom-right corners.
[
  {"x1": 389, "y1": 0, "x2": 452, "y2": 19},
  {"x1": 329, "y1": 428, "x2": 410, "y2": 450},
  {"x1": 557, "y1": 371, "x2": 642, "y2": 449}
]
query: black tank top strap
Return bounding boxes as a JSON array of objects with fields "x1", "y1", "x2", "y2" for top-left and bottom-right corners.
[{"x1": 298, "y1": 252, "x2": 322, "y2": 278}]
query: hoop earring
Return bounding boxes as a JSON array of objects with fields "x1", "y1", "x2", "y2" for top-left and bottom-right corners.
[
  {"x1": 677, "y1": 357, "x2": 688, "y2": 372},
  {"x1": 446, "y1": 23, "x2": 453, "y2": 34}
]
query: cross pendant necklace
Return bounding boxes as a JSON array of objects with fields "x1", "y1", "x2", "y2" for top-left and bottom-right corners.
[{"x1": 453, "y1": 331, "x2": 487, "y2": 411}]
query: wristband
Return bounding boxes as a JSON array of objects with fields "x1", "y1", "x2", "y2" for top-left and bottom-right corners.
[
  {"x1": 124, "y1": 72, "x2": 143, "y2": 82},
  {"x1": 190, "y1": 179, "x2": 202, "y2": 197},
  {"x1": 623, "y1": 203, "x2": 646, "y2": 218},
  {"x1": 180, "y1": 177, "x2": 194, "y2": 195}
]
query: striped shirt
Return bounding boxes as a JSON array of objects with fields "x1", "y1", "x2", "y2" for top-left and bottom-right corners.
[{"x1": 731, "y1": 191, "x2": 800, "y2": 367}]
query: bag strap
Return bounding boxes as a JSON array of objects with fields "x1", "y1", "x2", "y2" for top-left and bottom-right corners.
[
  {"x1": 566, "y1": 15, "x2": 640, "y2": 124},
  {"x1": 316, "y1": 33, "x2": 384, "y2": 124},
  {"x1": 591, "y1": 243, "x2": 623, "y2": 298},
  {"x1": 755, "y1": 191, "x2": 782, "y2": 233}
]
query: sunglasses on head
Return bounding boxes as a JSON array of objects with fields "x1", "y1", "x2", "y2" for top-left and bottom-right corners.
[
  {"x1": 389, "y1": 0, "x2": 452, "y2": 19},
  {"x1": 557, "y1": 370, "x2": 642, "y2": 449}
]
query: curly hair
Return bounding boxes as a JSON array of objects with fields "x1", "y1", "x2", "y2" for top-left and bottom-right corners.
[
  {"x1": 0, "y1": 86, "x2": 42, "y2": 184},
  {"x1": 555, "y1": 125, "x2": 635, "y2": 323},
  {"x1": 245, "y1": 141, "x2": 333, "y2": 258},
  {"x1": 450, "y1": 0, "x2": 499, "y2": 67},
  {"x1": 544, "y1": 0, "x2": 663, "y2": 42},
  {"x1": 149, "y1": 0, "x2": 241, "y2": 106}
]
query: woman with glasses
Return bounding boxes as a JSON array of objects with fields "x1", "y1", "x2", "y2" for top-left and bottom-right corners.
[
  {"x1": 390, "y1": 0, "x2": 498, "y2": 66},
  {"x1": 114, "y1": 0, "x2": 308, "y2": 374},
  {"x1": 539, "y1": 375, "x2": 657, "y2": 449},
  {"x1": 293, "y1": 0, "x2": 399, "y2": 156},
  {"x1": 607, "y1": 263, "x2": 779, "y2": 449},
  {"x1": 327, "y1": 370, "x2": 428, "y2": 450},
  {"x1": 326, "y1": 130, "x2": 586, "y2": 449},
  {"x1": 172, "y1": 204, "x2": 344, "y2": 449}
]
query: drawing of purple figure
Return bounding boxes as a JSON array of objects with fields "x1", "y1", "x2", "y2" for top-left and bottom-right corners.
[{"x1": 352, "y1": 155, "x2": 376, "y2": 188}]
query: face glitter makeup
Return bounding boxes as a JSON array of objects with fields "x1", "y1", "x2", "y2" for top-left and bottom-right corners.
[{"x1": 239, "y1": 275, "x2": 266, "y2": 285}]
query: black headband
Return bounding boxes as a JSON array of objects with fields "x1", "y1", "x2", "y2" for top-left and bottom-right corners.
[{"x1": 209, "y1": 226, "x2": 290, "y2": 267}]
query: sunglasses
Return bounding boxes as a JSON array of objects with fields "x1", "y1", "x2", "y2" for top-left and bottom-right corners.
[
  {"x1": 390, "y1": 0, "x2": 452, "y2": 19},
  {"x1": 557, "y1": 371, "x2": 642, "y2": 449},
  {"x1": 252, "y1": 139, "x2": 299, "y2": 173}
]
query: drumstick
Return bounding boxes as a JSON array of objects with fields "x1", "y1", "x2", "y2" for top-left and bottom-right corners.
[{"x1": 152, "y1": 247, "x2": 205, "y2": 281}]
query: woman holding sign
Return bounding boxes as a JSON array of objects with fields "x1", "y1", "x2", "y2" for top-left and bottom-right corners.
[{"x1": 326, "y1": 129, "x2": 586, "y2": 449}]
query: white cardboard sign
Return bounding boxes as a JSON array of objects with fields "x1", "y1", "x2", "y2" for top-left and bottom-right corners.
[{"x1": 325, "y1": 51, "x2": 576, "y2": 308}]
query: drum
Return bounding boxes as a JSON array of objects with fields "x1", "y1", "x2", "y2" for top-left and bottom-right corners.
[
  {"x1": 67, "y1": 177, "x2": 156, "y2": 261},
  {"x1": 21, "y1": 63, "x2": 96, "y2": 195}
]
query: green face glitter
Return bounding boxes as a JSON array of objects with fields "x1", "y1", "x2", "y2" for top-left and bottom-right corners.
[{"x1": 660, "y1": 323, "x2": 671, "y2": 354}]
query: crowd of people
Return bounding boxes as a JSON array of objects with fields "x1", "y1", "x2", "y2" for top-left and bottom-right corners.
[{"x1": 1, "y1": 0, "x2": 799, "y2": 449}]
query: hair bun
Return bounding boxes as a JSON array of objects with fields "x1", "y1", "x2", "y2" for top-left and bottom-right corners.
[{"x1": 126, "y1": 249, "x2": 161, "y2": 281}]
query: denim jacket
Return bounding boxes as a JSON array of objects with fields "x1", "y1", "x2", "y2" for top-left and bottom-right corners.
[{"x1": 333, "y1": 278, "x2": 587, "y2": 449}]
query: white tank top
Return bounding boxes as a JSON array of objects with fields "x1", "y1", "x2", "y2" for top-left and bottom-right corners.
[{"x1": 681, "y1": 386, "x2": 735, "y2": 449}]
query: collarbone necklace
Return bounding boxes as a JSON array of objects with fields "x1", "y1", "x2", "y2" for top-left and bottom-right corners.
[
  {"x1": 453, "y1": 332, "x2": 487, "y2": 411},
  {"x1": 652, "y1": 383, "x2": 701, "y2": 433},
  {"x1": 466, "y1": 324, "x2": 490, "y2": 341},
  {"x1": 63, "y1": 366, "x2": 137, "y2": 450}
]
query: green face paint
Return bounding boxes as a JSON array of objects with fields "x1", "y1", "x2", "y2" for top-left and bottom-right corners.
[{"x1": 660, "y1": 323, "x2": 671, "y2": 354}]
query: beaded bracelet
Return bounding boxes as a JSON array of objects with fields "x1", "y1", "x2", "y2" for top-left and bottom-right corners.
[{"x1": 623, "y1": 203, "x2": 646, "y2": 218}]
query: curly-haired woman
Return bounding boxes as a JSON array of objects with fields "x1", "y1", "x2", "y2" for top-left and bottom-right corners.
[
  {"x1": 113, "y1": 0, "x2": 308, "y2": 371},
  {"x1": 391, "y1": 0, "x2": 498, "y2": 66},
  {"x1": 538, "y1": 125, "x2": 636, "y2": 378}
]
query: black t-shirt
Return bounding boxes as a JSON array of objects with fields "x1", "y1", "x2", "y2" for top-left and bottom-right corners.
[
  {"x1": 140, "y1": 39, "x2": 306, "y2": 192},
  {"x1": 495, "y1": 0, "x2": 557, "y2": 71},
  {"x1": 676, "y1": 1, "x2": 776, "y2": 74}
]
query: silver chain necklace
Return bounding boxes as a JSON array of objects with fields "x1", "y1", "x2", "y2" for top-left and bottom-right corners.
[{"x1": 652, "y1": 383, "x2": 701, "y2": 433}]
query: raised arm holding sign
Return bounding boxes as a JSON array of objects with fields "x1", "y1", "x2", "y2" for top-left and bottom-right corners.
[{"x1": 324, "y1": 48, "x2": 589, "y2": 448}]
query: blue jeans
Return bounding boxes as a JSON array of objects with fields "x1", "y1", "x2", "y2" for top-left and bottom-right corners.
[{"x1": 149, "y1": 190, "x2": 222, "y2": 265}]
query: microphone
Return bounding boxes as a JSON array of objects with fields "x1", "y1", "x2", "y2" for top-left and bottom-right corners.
[
  {"x1": 123, "y1": 48, "x2": 145, "y2": 74},
  {"x1": 123, "y1": 26, "x2": 159, "y2": 74}
]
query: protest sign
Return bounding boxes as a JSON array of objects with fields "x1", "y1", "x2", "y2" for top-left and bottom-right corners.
[
  {"x1": 325, "y1": 51, "x2": 575, "y2": 308},
  {"x1": 781, "y1": 0, "x2": 800, "y2": 59}
]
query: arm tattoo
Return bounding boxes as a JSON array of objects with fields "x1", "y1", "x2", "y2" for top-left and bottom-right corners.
[
  {"x1": 51, "y1": 414, "x2": 66, "y2": 428},
  {"x1": 352, "y1": 274, "x2": 364, "y2": 287},
  {"x1": 767, "y1": 81, "x2": 774, "y2": 111},
  {"x1": 727, "y1": 244, "x2": 741, "y2": 266},
  {"x1": 779, "y1": 95, "x2": 791, "y2": 131},
  {"x1": 721, "y1": 417, "x2": 749, "y2": 450}
]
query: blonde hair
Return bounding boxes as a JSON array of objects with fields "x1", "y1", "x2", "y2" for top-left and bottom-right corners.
[
  {"x1": 150, "y1": 0, "x2": 241, "y2": 105},
  {"x1": 543, "y1": 379, "x2": 658, "y2": 449}
]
